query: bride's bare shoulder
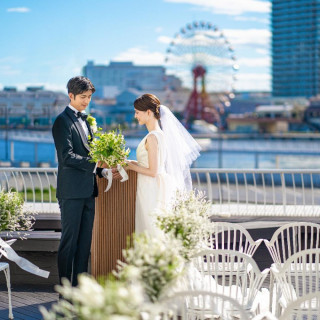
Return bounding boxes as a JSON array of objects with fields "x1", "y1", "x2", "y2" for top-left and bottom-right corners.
[{"x1": 145, "y1": 133, "x2": 159, "y2": 150}]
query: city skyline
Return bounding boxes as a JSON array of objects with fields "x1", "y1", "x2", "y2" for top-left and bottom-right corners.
[{"x1": 0, "y1": 0, "x2": 270, "y2": 93}]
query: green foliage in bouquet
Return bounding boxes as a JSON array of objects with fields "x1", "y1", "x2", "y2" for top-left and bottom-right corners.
[
  {"x1": 88, "y1": 128, "x2": 130, "y2": 167},
  {"x1": 0, "y1": 189, "x2": 35, "y2": 232},
  {"x1": 157, "y1": 190, "x2": 212, "y2": 260}
]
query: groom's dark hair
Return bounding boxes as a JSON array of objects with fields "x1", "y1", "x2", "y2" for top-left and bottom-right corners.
[{"x1": 67, "y1": 76, "x2": 96, "y2": 96}]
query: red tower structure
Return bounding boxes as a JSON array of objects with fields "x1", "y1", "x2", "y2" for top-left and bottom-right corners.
[
  {"x1": 165, "y1": 21, "x2": 238, "y2": 128},
  {"x1": 184, "y1": 65, "x2": 220, "y2": 127}
]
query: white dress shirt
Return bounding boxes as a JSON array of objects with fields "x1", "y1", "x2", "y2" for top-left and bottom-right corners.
[{"x1": 68, "y1": 104, "x2": 89, "y2": 138}]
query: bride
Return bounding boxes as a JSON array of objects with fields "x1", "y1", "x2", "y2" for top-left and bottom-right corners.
[{"x1": 126, "y1": 93, "x2": 201, "y2": 235}]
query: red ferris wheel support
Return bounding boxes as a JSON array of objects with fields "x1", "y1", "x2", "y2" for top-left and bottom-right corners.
[{"x1": 183, "y1": 65, "x2": 220, "y2": 128}]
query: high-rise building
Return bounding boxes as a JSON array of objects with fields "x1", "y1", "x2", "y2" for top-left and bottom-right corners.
[
  {"x1": 83, "y1": 61, "x2": 182, "y2": 98},
  {"x1": 272, "y1": 0, "x2": 320, "y2": 97}
]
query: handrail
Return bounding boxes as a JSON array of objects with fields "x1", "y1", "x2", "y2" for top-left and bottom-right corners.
[{"x1": 0, "y1": 167, "x2": 319, "y2": 217}]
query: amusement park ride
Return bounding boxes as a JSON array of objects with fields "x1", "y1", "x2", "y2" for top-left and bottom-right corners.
[{"x1": 165, "y1": 21, "x2": 239, "y2": 128}]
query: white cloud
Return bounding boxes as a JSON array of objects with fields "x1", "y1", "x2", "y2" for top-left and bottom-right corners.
[
  {"x1": 157, "y1": 35, "x2": 172, "y2": 44},
  {"x1": 7, "y1": 7, "x2": 30, "y2": 13},
  {"x1": 165, "y1": 0, "x2": 270, "y2": 15},
  {"x1": 158, "y1": 29, "x2": 270, "y2": 48},
  {"x1": 223, "y1": 28, "x2": 271, "y2": 46},
  {"x1": 234, "y1": 16, "x2": 269, "y2": 24},
  {"x1": 0, "y1": 56, "x2": 25, "y2": 64},
  {"x1": 155, "y1": 27, "x2": 163, "y2": 33},
  {"x1": 0, "y1": 65, "x2": 21, "y2": 76},
  {"x1": 237, "y1": 57, "x2": 270, "y2": 68},
  {"x1": 234, "y1": 72, "x2": 271, "y2": 91},
  {"x1": 255, "y1": 48, "x2": 269, "y2": 55},
  {"x1": 112, "y1": 47, "x2": 165, "y2": 65}
]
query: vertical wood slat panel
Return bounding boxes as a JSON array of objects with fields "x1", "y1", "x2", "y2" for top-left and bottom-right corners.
[{"x1": 91, "y1": 171, "x2": 137, "y2": 278}]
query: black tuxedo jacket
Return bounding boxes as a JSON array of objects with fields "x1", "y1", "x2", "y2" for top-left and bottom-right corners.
[{"x1": 52, "y1": 106, "x2": 102, "y2": 199}]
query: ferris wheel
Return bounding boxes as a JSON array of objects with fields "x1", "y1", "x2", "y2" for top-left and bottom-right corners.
[{"x1": 165, "y1": 21, "x2": 239, "y2": 127}]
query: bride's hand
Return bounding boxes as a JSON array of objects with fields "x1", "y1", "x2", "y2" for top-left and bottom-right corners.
[{"x1": 125, "y1": 160, "x2": 136, "y2": 170}]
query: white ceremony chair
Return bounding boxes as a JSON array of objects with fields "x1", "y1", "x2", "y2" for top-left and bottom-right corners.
[
  {"x1": 191, "y1": 249, "x2": 269, "y2": 315},
  {"x1": 279, "y1": 292, "x2": 320, "y2": 320},
  {"x1": 158, "y1": 290, "x2": 253, "y2": 320},
  {"x1": 0, "y1": 238, "x2": 16, "y2": 320},
  {"x1": 264, "y1": 222, "x2": 320, "y2": 265},
  {"x1": 206, "y1": 221, "x2": 263, "y2": 257},
  {"x1": 264, "y1": 222, "x2": 320, "y2": 313},
  {"x1": 271, "y1": 248, "x2": 320, "y2": 317}
]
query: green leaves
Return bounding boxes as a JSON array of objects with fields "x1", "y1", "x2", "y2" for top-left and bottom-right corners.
[{"x1": 88, "y1": 128, "x2": 130, "y2": 167}]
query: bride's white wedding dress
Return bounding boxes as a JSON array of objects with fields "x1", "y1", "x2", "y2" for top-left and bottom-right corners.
[{"x1": 135, "y1": 130, "x2": 175, "y2": 236}]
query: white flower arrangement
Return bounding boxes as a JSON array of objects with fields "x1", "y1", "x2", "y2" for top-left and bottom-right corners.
[
  {"x1": 0, "y1": 188, "x2": 36, "y2": 237},
  {"x1": 116, "y1": 232, "x2": 184, "y2": 302},
  {"x1": 156, "y1": 190, "x2": 212, "y2": 260},
  {"x1": 40, "y1": 274, "x2": 144, "y2": 320}
]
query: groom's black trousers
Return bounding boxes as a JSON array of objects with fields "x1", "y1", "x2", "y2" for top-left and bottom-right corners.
[{"x1": 58, "y1": 196, "x2": 95, "y2": 286}]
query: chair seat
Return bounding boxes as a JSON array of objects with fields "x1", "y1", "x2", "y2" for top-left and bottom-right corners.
[
  {"x1": 0, "y1": 262, "x2": 9, "y2": 271},
  {"x1": 199, "y1": 261, "x2": 252, "y2": 275}
]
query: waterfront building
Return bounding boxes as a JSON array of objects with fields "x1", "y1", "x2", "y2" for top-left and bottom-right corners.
[
  {"x1": 227, "y1": 104, "x2": 308, "y2": 133},
  {"x1": 83, "y1": 61, "x2": 182, "y2": 99},
  {"x1": 304, "y1": 95, "x2": 320, "y2": 130},
  {"x1": 272, "y1": 0, "x2": 320, "y2": 97},
  {"x1": 0, "y1": 87, "x2": 69, "y2": 128},
  {"x1": 90, "y1": 88, "x2": 191, "y2": 129}
]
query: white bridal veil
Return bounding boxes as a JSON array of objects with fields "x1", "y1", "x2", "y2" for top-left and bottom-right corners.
[{"x1": 160, "y1": 105, "x2": 201, "y2": 191}]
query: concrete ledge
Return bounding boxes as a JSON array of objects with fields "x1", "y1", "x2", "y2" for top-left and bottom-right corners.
[{"x1": 0, "y1": 231, "x2": 60, "y2": 252}]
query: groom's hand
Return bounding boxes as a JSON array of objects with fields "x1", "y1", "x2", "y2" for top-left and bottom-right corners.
[{"x1": 112, "y1": 167, "x2": 122, "y2": 180}]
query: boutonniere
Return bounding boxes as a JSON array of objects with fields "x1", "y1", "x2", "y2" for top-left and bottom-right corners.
[{"x1": 87, "y1": 115, "x2": 98, "y2": 134}]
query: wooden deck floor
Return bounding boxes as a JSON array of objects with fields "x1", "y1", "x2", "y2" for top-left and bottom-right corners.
[{"x1": 0, "y1": 284, "x2": 58, "y2": 320}]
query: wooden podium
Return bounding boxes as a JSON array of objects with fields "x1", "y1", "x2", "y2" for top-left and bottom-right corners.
[{"x1": 91, "y1": 171, "x2": 137, "y2": 278}]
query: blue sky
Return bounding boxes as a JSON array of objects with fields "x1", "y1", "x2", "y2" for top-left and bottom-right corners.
[{"x1": 0, "y1": 0, "x2": 271, "y2": 93}]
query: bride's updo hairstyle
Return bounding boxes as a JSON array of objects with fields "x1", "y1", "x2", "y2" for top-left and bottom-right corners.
[{"x1": 134, "y1": 93, "x2": 161, "y2": 120}]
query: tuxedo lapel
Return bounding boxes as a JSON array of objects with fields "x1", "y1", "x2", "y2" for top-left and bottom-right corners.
[
  {"x1": 86, "y1": 120, "x2": 94, "y2": 142},
  {"x1": 65, "y1": 107, "x2": 90, "y2": 152}
]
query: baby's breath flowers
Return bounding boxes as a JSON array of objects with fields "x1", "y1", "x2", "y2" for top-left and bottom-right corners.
[
  {"x1": 117, "y1": 232, "x2": 184, "y2": 302},
  {"x1": 0, "y1": 188, "x2": 35, "y2": 235},
  {"x1": 40, "y1": 275, "x2": 144, "y2": 320},
  {"x1": 157, "y1": 190, "x2": 212, "y2": 260}
]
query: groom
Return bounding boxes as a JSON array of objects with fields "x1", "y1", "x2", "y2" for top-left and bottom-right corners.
[{"x1": 52, "y1": 76, "x2": 107, "y2": 286}]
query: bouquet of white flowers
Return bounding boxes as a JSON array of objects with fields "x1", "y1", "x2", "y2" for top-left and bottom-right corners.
[
  {"x1": 117, "y1": 232, "x2": 184, "y2": 302},
  {"x1": 157, "y1": 190, "x2": 212, "y2": 260},
  {"x1": 40, "y1": 274, "x2": 144, "y2": 320}
]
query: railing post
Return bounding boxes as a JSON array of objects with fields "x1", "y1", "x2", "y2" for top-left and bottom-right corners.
[{"x1": 280, "y1": 172, "x2": 286, "y2": 216}]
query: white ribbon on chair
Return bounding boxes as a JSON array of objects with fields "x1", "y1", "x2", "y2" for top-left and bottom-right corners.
[
  {"x1": 104, "y1": 164, "x2": 128, "y2": 192},
  {"x1": 0, "y1": 238, "x2": 50, "y2": 278}
]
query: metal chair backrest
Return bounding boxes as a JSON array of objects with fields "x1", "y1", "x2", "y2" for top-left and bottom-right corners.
[
  {"x1": 264, "y1": 222, "x2": 320, "y2": 264},
  {"x1": 158, "y1": 290, "x2": 253, "y2": 320},
  {"x1": 191, "y1": 249, "x2": 269, "y2": 311},
  {"x1": 206, "y1": 222, "x2": 263, "y2": 257},
  {"x1": 279, "y1": 291, "x2": 320, "y2": 320},
  {"x1": 271, "y1": 248, "x2": 320, "y2": 307}
]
